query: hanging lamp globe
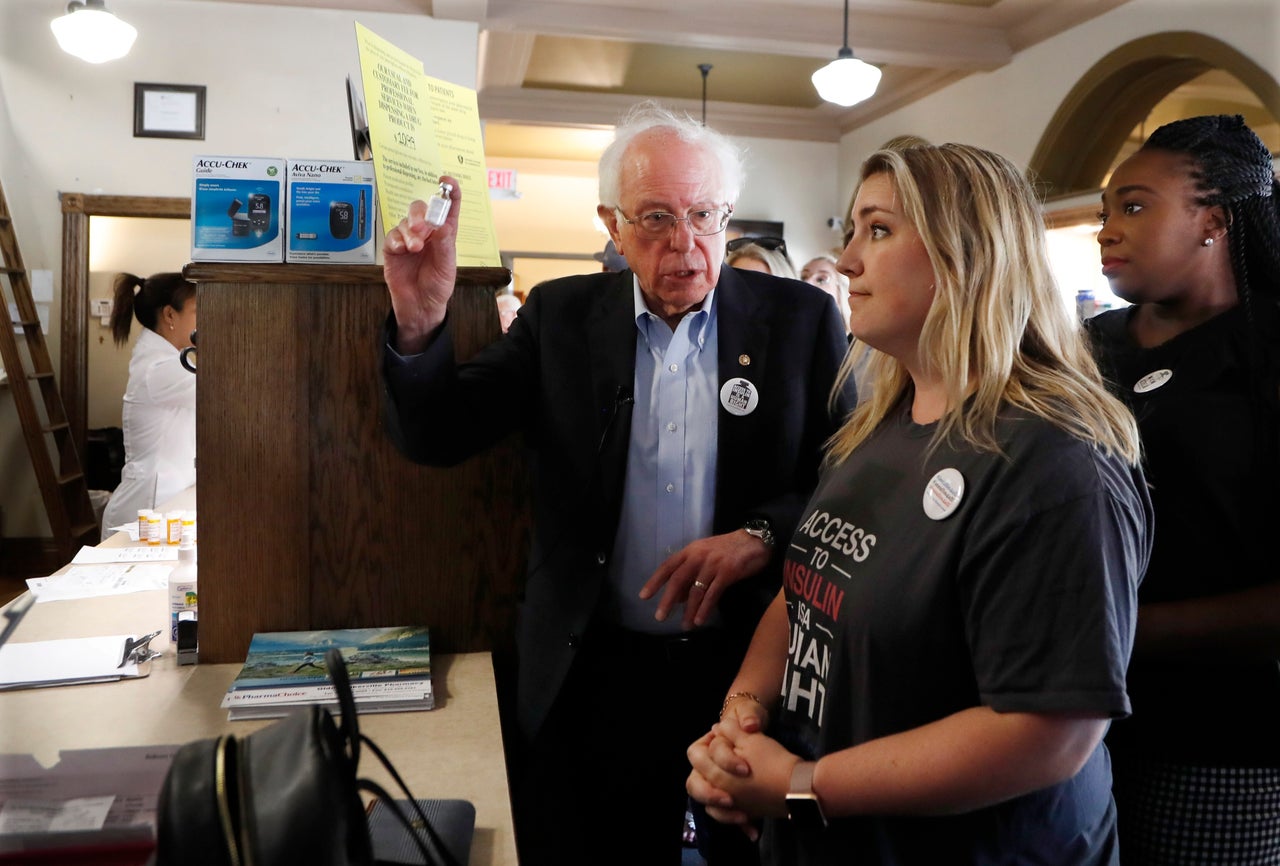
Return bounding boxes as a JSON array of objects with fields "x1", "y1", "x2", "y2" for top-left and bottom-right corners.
[
  {"x1": 812, "y1": 46, "x2": 881, "y2": 108},
  {"x1": 50, "y1": 0, "x2": 137, "y2": 64}
]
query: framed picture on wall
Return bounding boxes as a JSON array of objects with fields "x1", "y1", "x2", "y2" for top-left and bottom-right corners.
[{"x1": 133, "y1": 83, "x2": 206, "y2": 140}]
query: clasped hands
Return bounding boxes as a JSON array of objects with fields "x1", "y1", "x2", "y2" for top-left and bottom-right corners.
[{"x1": 686, "y1": 700, "x2": 797, "y2": 841}]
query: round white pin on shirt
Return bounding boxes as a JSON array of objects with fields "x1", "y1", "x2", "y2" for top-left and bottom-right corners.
[
  {"x1": 1133, "y1": 369, "x2": 1172, "y2": 393},
  {"x1": 923, "y1": 468, "x2": 965, "y2": 520},
  {"x1": 720, "y1": 377, "x2": 760, "y2": 416}
]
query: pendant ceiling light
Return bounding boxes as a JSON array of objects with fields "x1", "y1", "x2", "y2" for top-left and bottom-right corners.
[
  {"x1": 50, "y1": 0, "x2": 137, "y2": 64},
  {"x1": 811, "y1": 0, "x2": 881, "y2": 107},
  {"x1": 698, "y1": 63, "x2": 712, "y2": 126}
]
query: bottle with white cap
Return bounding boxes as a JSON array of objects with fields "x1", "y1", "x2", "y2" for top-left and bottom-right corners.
[{"x1": 168, "y1": 527, "x2": 198, "y2": 643}]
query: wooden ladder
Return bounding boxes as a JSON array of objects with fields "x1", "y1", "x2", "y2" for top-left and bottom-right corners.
[{"x1": 0, "y1": 179, "x2": 99, "y2": 560}]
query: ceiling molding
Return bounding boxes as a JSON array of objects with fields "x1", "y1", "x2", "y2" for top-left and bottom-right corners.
[
  {"x1": 429, "y1": 0, "x2": 487, "y2": 21},
  {"x1": 834, "y1": 67, "x2": 974, "y2": 134},
  {"x1": 479, "y1": 2, "x2": 1014, "y2": 70},
  {"x1": 477, "y1": 30, "x2": 536, "y2": 89},
  {"x1": 478, "y1": 87, "x2": 844, "y2": 142}
]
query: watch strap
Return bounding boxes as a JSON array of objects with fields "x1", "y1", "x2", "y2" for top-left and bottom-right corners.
[{"x1": 789, "y1": 760, "x2": 817, "y2": 797}]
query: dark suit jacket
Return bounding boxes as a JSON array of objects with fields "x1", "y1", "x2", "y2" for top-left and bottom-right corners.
[{"x1": 383, "y1": 264, "x2": 854, "y2": 738}]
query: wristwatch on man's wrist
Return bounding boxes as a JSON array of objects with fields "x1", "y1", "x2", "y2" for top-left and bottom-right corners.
[
  {"x1": 785, "y1": 760, "x2": 828, "y2": 829},
  {"x1": 742, "y1": 518, "x2": 775, "y2": 548}
]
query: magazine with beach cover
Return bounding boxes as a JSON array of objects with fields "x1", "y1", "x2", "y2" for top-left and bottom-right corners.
[{"x1": 220, "y1": 626, "x2": 433, "y2": 720}]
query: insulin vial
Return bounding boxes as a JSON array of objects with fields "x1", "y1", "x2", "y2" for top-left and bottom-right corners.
[
  {"x1": 168, "y1": 528, "x2": 198, "y2": 643},
  {"x1": 166, "y1": 511, "x2": 184, "y2": 545},
  {"x1": 146, "y1": 511, "x2": 163, "y2": 545},
  {"x1": 425, "y1": 182, "x2": 453, "y2": 226}
]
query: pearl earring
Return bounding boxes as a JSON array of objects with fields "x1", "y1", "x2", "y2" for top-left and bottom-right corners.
[{"x1": 1203, "y1": 237, "x2": 1214, "y2": 247}]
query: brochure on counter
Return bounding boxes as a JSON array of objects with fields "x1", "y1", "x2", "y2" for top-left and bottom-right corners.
[{"x1": 220, "y1": 626, "x2": 433, "y2": 721}]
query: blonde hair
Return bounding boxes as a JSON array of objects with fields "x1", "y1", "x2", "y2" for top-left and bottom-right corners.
[
  {"x1": 827, "y1": 143, "x2": 1140, "y2": 465},
  {"x1": 726, "y1": 243, "x2": 797, "y2": 279}
]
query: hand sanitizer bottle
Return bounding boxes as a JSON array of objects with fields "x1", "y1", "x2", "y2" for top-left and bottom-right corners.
[{"x1": 168, "y1": 528, "x2": 198, "y2": 643}]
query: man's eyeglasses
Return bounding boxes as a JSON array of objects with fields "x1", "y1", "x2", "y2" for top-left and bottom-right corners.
[
  {"x1": 726, "y1": 236, "x2": 789, "y2": 258},
  {"x1": 615, "y1": 208, "x2": 731, "y2": 240}
]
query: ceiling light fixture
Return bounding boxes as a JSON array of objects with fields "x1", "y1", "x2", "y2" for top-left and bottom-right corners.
[
  {"x1": 811, "y1": 0, "x2": 881, "y2": 108},
  {"x1": 698, "y1": 63, "x2": 712, "y2": 126},
  {"x1": 50, "y1": 0, "x2": 137, "y2": 64}
]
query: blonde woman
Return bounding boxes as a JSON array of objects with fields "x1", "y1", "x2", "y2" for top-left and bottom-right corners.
[
  {"x1": 800, "y1": 254, "x2": 851, "y2": 334},
  {"x1": 687, "y1": 143, "x2": 1152, "y2": 865},
  {"x1": 726, "y1": 236, "x2": 798, "y2": 279}
]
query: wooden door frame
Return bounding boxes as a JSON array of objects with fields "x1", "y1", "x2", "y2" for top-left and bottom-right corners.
[{"x1": 59, "y1": 194, "x2": 189, "y2": 458}]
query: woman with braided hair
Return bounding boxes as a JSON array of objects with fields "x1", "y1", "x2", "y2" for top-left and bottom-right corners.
[
  {"x1": 1089, "y1": 114, "x2": 1280, "y2": 864},
  {"x1": 100, "y1": 272, "x2": 197, "y2": 538}
]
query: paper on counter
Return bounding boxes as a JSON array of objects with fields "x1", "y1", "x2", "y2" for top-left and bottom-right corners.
[
  {"x1": 26, "y1": 564, "x2": 171, "y2": 603},
  {"x1": 0, "y1": 795, "x2": 114, "y2": 835},
  {"x1": 0, "y1": 746, "x2": 178, "y2": 852},
  {"x1": 0, "y1": 635, "x2": 140, "y2": 689},
  {"x1": 72, "y1": 545, "x2": 179, "y2": 564}
]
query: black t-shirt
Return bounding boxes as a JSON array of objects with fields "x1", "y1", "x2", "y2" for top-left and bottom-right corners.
[
  {"x1": 762, "y1": 402, "x2": 1152, "y2": 866},
  {"x1": 1088, "y1": 304, "x2": 1280, "y2": 765}
]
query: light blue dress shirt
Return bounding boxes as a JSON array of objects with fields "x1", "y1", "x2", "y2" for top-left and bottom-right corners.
[{"x1": 608, "y1": 277, "x2": 720, "y2": 634}]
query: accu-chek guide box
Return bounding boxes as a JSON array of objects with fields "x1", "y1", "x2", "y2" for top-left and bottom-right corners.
[
  {"x1": 285, "y1": 159, "x2": 376, "y2": 264},
  {"x1": 191, "y1": 156, "x2": 285, "y2": 262}
]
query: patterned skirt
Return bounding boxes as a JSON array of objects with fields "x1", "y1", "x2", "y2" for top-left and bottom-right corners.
[{"x1": 1113, "y1": 759, "x2": 1280, "y2": 865}]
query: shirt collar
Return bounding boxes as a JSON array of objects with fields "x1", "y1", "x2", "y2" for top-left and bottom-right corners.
[{"x1": 631, "y1": 273, "x2": 716, "y2": 349}]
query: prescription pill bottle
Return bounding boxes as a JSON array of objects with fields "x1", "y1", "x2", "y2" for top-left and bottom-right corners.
[
  {"x1": 181, "y1": 511, "x2": 197, "y2": 544},
  {"x1": 166, "y1": 511, "x2": 185, "y2": 545},
  {"x1": 147, "y1": 511, "x2": 163, "y2": 545},
  {"x1": 137, "y1": 509, "x2": 151, "y2": 544}
]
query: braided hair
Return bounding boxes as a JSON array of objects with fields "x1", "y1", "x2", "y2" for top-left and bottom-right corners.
[
  {"x1": 1141, "y1": 114, "x2": 1280, "y2": 302},
  {"x1": 109, "y1": 272, "x2": 196, "y2": 346},
  {"x1": 1142, "y1": 115, "x2": 1280, "y2": 476}
]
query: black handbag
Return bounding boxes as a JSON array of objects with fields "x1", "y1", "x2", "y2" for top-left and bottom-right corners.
[{"x1": 155, "y1": 648, "x2": 461, "y2": 866}]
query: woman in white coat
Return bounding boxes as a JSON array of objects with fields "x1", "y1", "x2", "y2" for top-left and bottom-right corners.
[{"x1": 101, "y1": 272, "x2": 197, "y2": 538}]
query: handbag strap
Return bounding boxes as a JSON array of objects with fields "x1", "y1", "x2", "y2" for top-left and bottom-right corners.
[
  {"x1": 324, "y1": 648, "x2": 361, "y2": 767},
  {"x1": 358, "y1": 734, "x2": 462, "y2": 866}
]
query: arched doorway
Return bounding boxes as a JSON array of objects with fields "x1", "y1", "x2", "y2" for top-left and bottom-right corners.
[{"x1": 1030, "y1": 31, "x2": 1280, "y2": 201}]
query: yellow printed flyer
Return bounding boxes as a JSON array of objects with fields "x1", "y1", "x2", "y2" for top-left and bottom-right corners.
[{"x1": 354, "y1": 22, "x2": 500, "y2": 267}]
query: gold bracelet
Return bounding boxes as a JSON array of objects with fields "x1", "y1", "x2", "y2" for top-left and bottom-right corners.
[{"x1": 720, "y1": 691, "x2": 763, "y2": 719}]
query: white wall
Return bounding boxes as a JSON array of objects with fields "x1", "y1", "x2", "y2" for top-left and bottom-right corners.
[
  {"x1": 1, "y1": 0, "x2": 1274, "y2": 541},
  {"x1": 833, "y1": 0, "x2": 1280, "y2": 208},
  {"x1": 0, "y1": 0, "x2": 477, "y2": 537}
]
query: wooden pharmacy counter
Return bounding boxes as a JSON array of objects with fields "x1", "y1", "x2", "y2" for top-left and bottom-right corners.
[
  {"x1": 0, "y1": 535, "x2": 517, "y2": 864},
  {"x1": 182, "y1": 263, "x2": 530, "y2": 665}
]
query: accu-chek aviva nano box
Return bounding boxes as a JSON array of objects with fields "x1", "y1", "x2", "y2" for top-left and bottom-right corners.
[
  {"x1": 191, "y1": 156, "x2": 285, "y2": 262},
  {"x1": 285, "y1": 159, "x2": 376, "y2": 264}
]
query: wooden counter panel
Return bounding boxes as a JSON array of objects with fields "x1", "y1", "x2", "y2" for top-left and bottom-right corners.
[
  {"x1": 190, "y1": 266, "x2": 527, "y2": 663},
  {"x1": 196, "y1": 280, "x2": 311, "y2": 661}
]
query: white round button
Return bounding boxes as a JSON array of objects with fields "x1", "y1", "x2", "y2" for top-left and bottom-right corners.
[
  {"x1": 1134, "y1": 369, "x2": 1172, "y2": 393},
  {"x1": 923, "y1": 468, "x2": 965, "y2": 520},
  {"x1": 720, "y1": 377, "x2": 760, "y2": 416}
]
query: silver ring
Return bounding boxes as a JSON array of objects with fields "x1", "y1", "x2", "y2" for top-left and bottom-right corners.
[{"x1": 693, "y1": 580, "x2": 708, "y2": 591}]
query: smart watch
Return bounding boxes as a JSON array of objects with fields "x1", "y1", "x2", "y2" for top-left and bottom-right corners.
[
  {"x1": 785, "y1": 760, "x2": 828, "y2": 829},
  {"x1": 742, "y1": 518, "x2": 775, "y2": 548}
]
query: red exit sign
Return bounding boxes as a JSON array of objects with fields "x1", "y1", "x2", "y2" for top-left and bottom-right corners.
[{"x1": 488, "y1": 168, "x2": 517, "y2": 190}]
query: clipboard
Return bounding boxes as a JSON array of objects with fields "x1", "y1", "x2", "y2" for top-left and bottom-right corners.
[{"x1": 0, "y1": 631, "x2": 162, "y2": 691}]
